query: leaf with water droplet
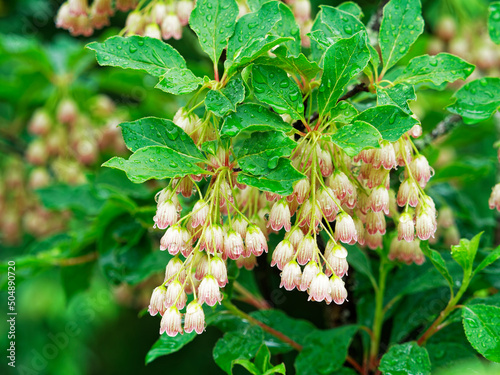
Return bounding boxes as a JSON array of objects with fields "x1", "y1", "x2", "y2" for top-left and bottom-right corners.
[
  {"x1": 205, "y1": 77, "x2": 245, "y2": 117},
  {"x1": 379, "y1": 342, "x2": 431, "y2": 375},
  {"x1": 318, "y1": 31, "x2": 370, "y2": 117},
  {"x1": 447, "y1": 77, "x2": 500, "y2": 124},
  {"x1": 252, "y1": 65, "x2": 304, "y2": 120},
  {"x1": 395, "y1": 53, "x2": 475, "y2": 86},
  {"x1": 488, "y1": 2, "x2": 500, "y2": 44},
  {"x1": 155, "y1": 68, "x2": 203, "y2": 95},
  {"x1": 377, "y1": 83, "x2": 416, "y2": 114},
  {"x1": 354, "y1": 105, "x2": 418, "y2": 142},
  {"x1": 253, "y1": 46, "x2": 320, "y2": 80},
  {"x1": 86, "y1": 36, "x2": 186, "y2": 77},
  {"x1": 462, "y1": 304, "x2": 500, "y2": 362},
  {"x1": 189, "y1": 0, "x2": 239, "y2": 65},
  {"x1": 379, "y1": 0, "x2": 424, "y2": 72}
]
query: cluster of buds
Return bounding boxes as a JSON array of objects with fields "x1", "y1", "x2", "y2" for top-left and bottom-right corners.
[
  {"x1": 26, "y1": 95, "x2": 126, "y2": 185},
  {"x1": 283, "y1": 0, "x2": 313, "y2": 48}
]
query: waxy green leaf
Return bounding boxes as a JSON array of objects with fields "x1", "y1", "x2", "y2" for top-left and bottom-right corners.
[
  {"x1": 310, "y1": 6, "x2": 366, "y2": 63},
  {"x1": 451, "y1": 232, "x2": 482, "y2": 277},
  {"x1": 354, "y1": 105, "x2": 419, "y2": 142},
  {"x1": 462, "y1": 304, "x2": 500, "y2": 362},
  {"x1": 233, "y1": 131, "x2": 296, "y2": 175},
  {"x1": 252, "y1": 65, "x2": 304, "y2": 120},
  {"x1": 103, "y1": 146, "x2": 206, "y2": 183},
  {"x1": 377, "y1": 83, "x2": 416, "y2": 114},
  {"x1": 155, "y1": 68, "x2": 203, "y2": 95},
  {"x1": 86, "y1": 36, "x2": 186, "y2": 77},
  {"x1": 238, "y1": 158, "x2": 304, "y2": 195},
  {"x1": 447, "y1": 77, "x2": 500, "y2": 124},
  {"x1": 337, "y1": 2, "x2": 363, "y2": 19},
  {"x1": 379, "y1": 342, "x2": 431, "y2": 375},
  {"x1": 146, "y1": 332, "x2": 197, "y2": 364},
  {"x1": 420, "y1": 242, "x2": 454, "y2": 289},
  {"x1": 119, "y1": 117, "x2": 204, "y2": 157},
  {"x1": 254, "y1": 46, "x2": 320, "y2": 80},
  {"x1": 318, "y1": 32, "x2": 370, "y2": 117},
  {"x1": 330, "y1": 101, "x2": 359, "y2": 123},
  {"x1": 473, "y1": 245, "x2": 500, "y2": 278},
  {"x1": 271, "y1": 2, "x2": 301, "y2": 57},
  {"x1": 205, "y1": 78, "x2": 245, "y2": 117},
  {"x1": 395, "y1": 53, "x2": 475, "y2": 86},
  {"x1": 489, "y1": 2, "x2": 500, "y2": 44},
  {"x1": 331, "y1": 121, "x2": 382, "y2": 157},
  {"x1": 379, "y1": 0, "x2": 424, "y2": 72},
  {"x1": 295, "y1": 325, "x2": 359, "y2": 375},
  {"x1": 221, "y1": 103, "x2": 292, "y2": 137},
  {"x1": 189, "y1": 0, "x2": 239, "y2": 65}
]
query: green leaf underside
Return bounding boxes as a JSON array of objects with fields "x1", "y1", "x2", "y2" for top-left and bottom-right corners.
[
  {"x1": 489, "y1": 2, "x2": 500, "y2": 44},
  {"x1": 377, "y1": 83, "x2": 416, "y2": 114},
  {"x1": 294, "y1": 325, "x2": 358, "y2": 375},
  {"x1": 189, "y1": 0, "x2": 239, "y2": 65},
  {"x1": 254, "y1": 46, "x2": 320, "y2": 80},
  {"x1": 462, "y1": 304, "x2": 500, "y2": 362},
  {"x1": 396, "y1": 53, "x2": 475, "y2": 86},
  {"x1": 226, "y1": 1, "x2": 281, "y2": 66},
  {"x1": 155, "y1": 68, "x2": 203, "y2": 95},
  {"x1": 145, "y1": 332, "x2": 197, "y2": 364},
  {"x1": 331, "y1": 121, "x2": 382, "y2": 157},
  {"x1": 310, "y1": 6, "x2": 366, "y2": 63},
  {"x1": 420, "y1": 242, "x2": 454, "y2": 288},
  {"x1": 237, "y1": 158, "x2": 304, "y2": 195},
  {"x1": 447, "y1": 77, "x2": 500, "y2": 124},
  {"x1": 119, "y1": 117, "x2": 204, "y2": 157},
  {"x1": 252, "y1": 65, "x2": 304, "y2": 120},
  {"x1": 379, "y1": 342, "x2": 431, "y2": 375},
  {"x1": 318, "y1": 31, "x2": 370, "y2": 117},
  {"x1": 205, "y1": 77, "x2": 245, "y2": 117},
  {"x1": 86, "y1": 36, "x2": 186, "y2": 77},
  {"x1": 451, "y1": 232, "x2": 482, "y2": 275},
  {"x1": 103, "y1": 146, "x2": 206, "y2": 183},
  {"x1": 221, "y1": 103, "x2": 292, "y2": 137},
  {"x1": 213, "y1": 325, "x2": 264, "y2": 374},
  {"x1": 331, "y1": 101, "x2": 359, "y2": 123},
  {"x1": 379, "y1": 0, "x2": 424, "y2": 71},
  {"x1": 234, "y1": 131, "x2": 296, "y2": 175},
  {"x1": 354, "y1": 105, "x2": 418, "y2": 142}
]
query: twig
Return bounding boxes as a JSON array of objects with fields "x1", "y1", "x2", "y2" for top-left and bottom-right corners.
[
  {"x1": 347, "y1": 355, "x2": 364, "y2": 375},
  {"x1": 337, "y1": 83, "x2": 369, "y2": 103},
  {"x1": 367, "y1": 0, "x2": 390, "y2": 33},
  {"x1": 414, "y1": 114, "x2": 462, "y2": 150},
  {"x1": 233, "y1": 281, "x2": 271, "y2": 310}
]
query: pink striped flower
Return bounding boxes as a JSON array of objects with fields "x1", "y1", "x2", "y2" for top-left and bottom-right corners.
[{"x1": 160, "y1": 306, "x2": 183, "y2": 337}]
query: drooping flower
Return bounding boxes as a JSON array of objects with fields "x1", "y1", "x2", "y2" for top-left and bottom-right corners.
[
  {"x1": 198, "y1": 275, "x2": 222, "y2": 306},
  {"x1": 160, "y1": 306, "x2": 183, "y2": 336},
  {"x1": 184, "y1": 301, "x2": 205, "y2": 334}
]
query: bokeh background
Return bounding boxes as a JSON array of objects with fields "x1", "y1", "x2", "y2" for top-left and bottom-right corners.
[{"x1": 1, "y1": 0, "x2": 499, "y2": 374}]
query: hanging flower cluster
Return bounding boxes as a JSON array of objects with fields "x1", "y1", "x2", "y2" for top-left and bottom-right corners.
[{"x1": 148, "y1": 102, "x2": 437, "y2": 336}]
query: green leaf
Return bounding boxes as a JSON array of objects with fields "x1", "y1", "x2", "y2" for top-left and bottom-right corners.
[
  {"x1": 255, "y1": 46, "x2": 320, "y2": 80},
  {"x1": 377, "y1": 83, "x2": 416, "y2": 114},
  {"x1": 250, "y1": 310, "x2": 316, "y2": 354},
  {"x1": 145, "y1": 332, "x2": 197, "y2": 364},
  {"x1": 226, "y1": 1, "x2": 281, "y2": 66},
  {"x1": 119, "y1": 117, "x2": 204, "y2": 155},
  {"x1": 318, "y1": 32, "x2": 370, "y2": 117},
  {"x1": 252, "y1": 65, "x2": 304, "y2": 120},
  {"x1": 189, "y1": 0, "x2": 239, "y2": 65},
  {"x1": 205, "y1": 78, "x2": 245, "y2": 117},
  {"x1": 294, "y1": 325, "x2": 358, "y2": 375},
  {"x1": 447, "y1": 77, "x2": 500, "y2": 124},
  {"x1": 271, "y1": 2, "x2": 301, "y2": 57},
  {"x1": 426, "y1": 342, "x2": 482, "y2": 372},
  {"x1": 238, "y1": 159, "x2": 304, "y2": 195},
  {"x1": 221, "y1": 103, "x2": 292, "y2": 137},
  {"x1": 86, "y1": 36, "x2": 186, "y2": 77},
  {"x1": 489, "y1": 2, "x2": 500, "y2": 44},
  {"x1": 395, "y1": 53, "x2": 475, "y2": 86},
  {"x1": 451, "y1": 232, "x2": 482, "y2": 277},
  {"x1": 247, "y1": 0, "x2": 269, "y2": 12},
  {"x1": 345, "y1": 245, "x2": 376, "y2": 287},
  {"x1": 155, "y1": 68, "x2": 203, "y2": 95},
  {"x1": 379, "y1": 342, "x2": 431, "y2": 375},
  {"x1": 354, "y1": 105, "x2": 419, "y2": 142},
  {"x1": 330, "y1": 101, "x2": 359, "y2": 123},
  {"x1": 310, "y1": 6, "x2": 367, "y2": 63},
  {"x1": 36, "y1": 184, "x2": 105, "y2": 215},
  {"x1": 103, "y1": 146, "x2": 206, "y2": 183},
  {"x1": 462, "y1": 304, "x2": 500, "y2": 362},
  {"x1": 337, "y1": 2, "x2": 364, "y2": 18},
  {"x1": 331, "y1": 121, "x2": 382, "y2": 157},
  {"x1": 234, "y1": 131, "x2": 296, "y2": 176},
  {"x1": 213, "y1": 325, "x2": 265, "y2": 374},
  {"x1": 473, "y1": 245, "x2": 500, "y2": 277},
  {"x1": 232, "y1": 359, "x2": 260, "y2": 374},
  {"x1": 379, "y1": 0, "x2": 424, "y2": 72},
  {"x1": 420, "y1": 242, "x2": 454, "y2": 289}
]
